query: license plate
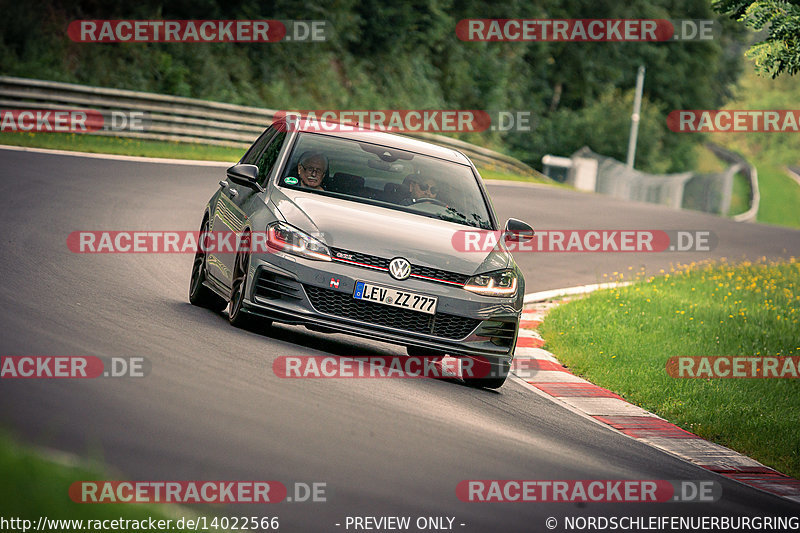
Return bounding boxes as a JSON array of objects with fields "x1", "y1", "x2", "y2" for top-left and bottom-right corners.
[{"x1": 353, "y1": 281, "x2": 437, "y2": 315}]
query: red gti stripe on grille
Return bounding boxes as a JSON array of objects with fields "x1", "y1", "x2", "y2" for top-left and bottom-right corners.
[
  {"x1": 410, "y1": 274, "x2": 464, "y2": 286},
  {"x1": 332, "y1": 258, "x2": 388, "y2": 271}
]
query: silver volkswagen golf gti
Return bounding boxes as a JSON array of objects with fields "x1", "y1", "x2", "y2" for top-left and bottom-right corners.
[{"x1": 189, "y1": 119, "x2": 534, "y2": 388}]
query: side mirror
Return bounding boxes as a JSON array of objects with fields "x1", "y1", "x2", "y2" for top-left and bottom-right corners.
[
  {"x1": 503, "y1": 218, "x2": 535, "y2": 242},
  {"x1": 226, "y1": 164, "x2": 264, "y2": 192}
]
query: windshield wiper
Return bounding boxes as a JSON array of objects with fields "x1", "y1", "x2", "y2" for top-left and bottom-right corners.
[
  {"x1": 445, "y1": 206, "x2": 467, "y2": 219},
  {"x1": 448, "y1": 208, "x2": 490, "y2": 228},
  {"x1": 436, "y1": 208, "x2": 486, "y2": 228}
]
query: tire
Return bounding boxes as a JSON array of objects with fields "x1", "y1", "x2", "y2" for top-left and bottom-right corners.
[
  {"x1": 461, "y1": 357, "x2": 510, "y2": 390},
  {"x1": 189, "y1": 218, "x2": 227, "y2": 312},
  {"x1": 228, "y1": 231, "x2": 256, "y2": 328}
]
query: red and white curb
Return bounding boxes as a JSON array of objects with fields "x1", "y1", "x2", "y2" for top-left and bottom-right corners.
[{"x1": 512, "y1": 285, "x2": 800, "y2": 504}]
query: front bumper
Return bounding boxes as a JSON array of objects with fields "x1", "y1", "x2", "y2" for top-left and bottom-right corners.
[{"x1": 241, "y1": 250, "x2": 521, "y2": 363}]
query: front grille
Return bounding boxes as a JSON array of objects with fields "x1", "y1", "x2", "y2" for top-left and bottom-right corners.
[
  {"x1": 329, "y1": 247, "x2": 469, "y2": 286},
  {"x1": 330, "y1": 248, "x2": 389, "y2": 269},
  {"x1": 411, "y1": 265, "x2": 470, "y2": 285},
  {"x1": 303, "y1": 285, "x2": 480, "y2": 340}
]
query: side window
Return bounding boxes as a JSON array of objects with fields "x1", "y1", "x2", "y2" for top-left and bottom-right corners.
[
  {"x1": 255, "y1": 131, "x2": 288, "y2": 185},
  {"x1": 241, "y1": 127, "x2": 275, "y2": 165}
]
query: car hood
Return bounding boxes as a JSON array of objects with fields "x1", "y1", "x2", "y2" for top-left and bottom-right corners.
[{"x1": 270, "y1": 188, "x2": 509, "y2": 276}]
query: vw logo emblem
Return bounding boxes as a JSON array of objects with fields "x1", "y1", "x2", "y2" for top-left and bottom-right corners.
[{"x1": 388, "y1": 258, "x2": 411, "y2": 280}]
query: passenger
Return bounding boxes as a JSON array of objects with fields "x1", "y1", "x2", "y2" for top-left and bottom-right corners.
[{"x1": 403, "y1": 174, "x2": 439, "y2": 203}]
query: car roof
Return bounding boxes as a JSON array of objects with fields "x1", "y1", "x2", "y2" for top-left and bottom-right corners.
[{"x1": 276, "y1": 119, "x2": 473, "y2": 166}]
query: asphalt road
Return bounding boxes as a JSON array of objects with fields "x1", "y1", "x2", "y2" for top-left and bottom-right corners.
[{"x1": 1, "y1": 147, "x2": 799, "y2": 531}]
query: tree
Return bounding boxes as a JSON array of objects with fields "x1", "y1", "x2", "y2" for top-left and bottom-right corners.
[{"x1": 713, "y1": 0, "x2": 800, "y2": 77}]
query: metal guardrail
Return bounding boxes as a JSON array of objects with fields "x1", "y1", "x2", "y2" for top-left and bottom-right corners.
[
  {"x1": 705, "y1": 143, "x2": 760, "y2": 223},
  {"x1": 785, "y1": 166, "x2": 800, "y2": 188},
  {"x1": 565, "y1": 145, "x2": 758, "y2": 219},
  {"x1": 0, "y1": 76, "x2": 534, "y2": 175}
]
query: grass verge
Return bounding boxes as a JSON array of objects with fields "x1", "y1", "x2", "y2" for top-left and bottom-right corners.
[
  {"x1": 478, "y1": 166, "x2": 562, "y2": 186},
  {"x1": 0, "y1": 431, "x2": 219, "y2": 532},
  {"x1": 0, "y1": 132, "x2": 242, "y2": 162},
  {"x1": 0, "y1": 132, "x2": 558, "y2": 186},
  {"x1": 728, "y1": 170, "x2": 751, "y2": 217},
  {"x1": 539, "y1": 259, "x2": 800, "y2": 478},
  {"x1": 752, "y1": 162, "x2": 800, "y2": 228},
  {"x1": 709, "y1": 68, "x2": 800, "y2": 228}
]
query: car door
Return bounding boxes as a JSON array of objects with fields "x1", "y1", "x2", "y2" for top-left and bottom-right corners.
[
  {"x1": 208, "y1": 128, "x2": 276, "y2": 287},
  {"x1": 209, "y1": 127, "x2": 289, "y2": 289}
]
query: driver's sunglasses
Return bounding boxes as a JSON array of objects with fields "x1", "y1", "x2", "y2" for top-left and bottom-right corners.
[
  {"x1": 300, "y1": 163, "x2": 325, "y2": 176},
  {"x1": 415, "y1": 182, "x2": 438, "y2": 194}
]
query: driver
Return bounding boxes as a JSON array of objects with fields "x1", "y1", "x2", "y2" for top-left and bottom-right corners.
[{"x1": 296, "y1": 151, "x2": 328, "y2": 190}]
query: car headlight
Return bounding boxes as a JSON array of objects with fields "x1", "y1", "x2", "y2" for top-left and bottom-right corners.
[
  {"x1": 464, "y1": 269, "x2": 518, "y2": 297},
  {"x1": 267, "y1": 221, "x2": 331, "y2": 261}
]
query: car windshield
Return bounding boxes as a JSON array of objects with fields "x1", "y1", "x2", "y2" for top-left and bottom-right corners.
[{"x1": 278, "y1": 132, "x2": 494, "y2": 229}]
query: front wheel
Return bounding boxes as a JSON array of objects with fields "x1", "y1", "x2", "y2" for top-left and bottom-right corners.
[
  {"x1": 406, "y1": 345, "x2": 446, "y2": 360},
  {"x1": 189, "y1": 218, "x2": 227, "y2": 312},
  {"x1": 461, "y1": 357, "x2": 510, "y2": 389},
  {"x1": 228, "y1": 232, "x2": 254, "y2": 328}
]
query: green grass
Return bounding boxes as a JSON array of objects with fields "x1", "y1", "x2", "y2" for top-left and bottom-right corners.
[
  {"x1": 729, "y1": 170, "x2": 751, "y2": 216},
  {"x1": 0, "y1": 131, "x2": 555, "y2": 186},
  {"x1": 477, "y1": 166, "x2": 563, "y2": 186},
  {"x1": 709, "y1": 68, "x2": 800, "y2": 228},
  {"x1": 540, "y1": 260, "x2": 800, "y2": 478},
  {"x1": 752, "y1": 162, "x2": 800, "y2": 228},
  {"x1": 694, "y1": 144, "x2": 727, "y2": 174},
  {"x1": 0, "y1": 431, "x2": 219, "y2": 532},
  {"x1": 0, "y1": 131, "x2": 243, "y2": 162}
]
